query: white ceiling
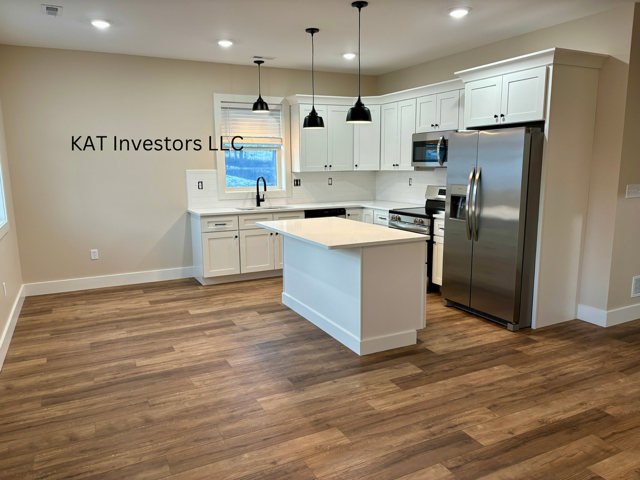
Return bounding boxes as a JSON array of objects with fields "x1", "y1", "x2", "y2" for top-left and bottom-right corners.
[{"x1": 0, "y1": 0, "x2": 633, "y2": 75}]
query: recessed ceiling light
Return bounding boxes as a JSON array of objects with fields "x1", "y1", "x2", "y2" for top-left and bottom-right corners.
[
  {"x1": 449, "y1": 7, "x2": 471, "y2": 18},
  {"x1": 90, "y1": 19, "x2": 111, "y2": 29},
  {"x1": 343, "y1": 53, "x2": 357, "y2": 60},
  {"x1": 218, "y1": 40, "x2": 233, "y2": 48}
]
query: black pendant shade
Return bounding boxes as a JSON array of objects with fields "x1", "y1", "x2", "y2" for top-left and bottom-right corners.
[
  {"x1": 252, "y1": 60, "x2": 269, "y2": 113},
  {"x1": 347, "y1": 1, "x2": 372, "y2": 124},
  {"x1": 303, "y1": 28, "x2": 325, "y2": 129},
  {"x1": 303, "y1": 106, "x2": 324, "y2": 129}
]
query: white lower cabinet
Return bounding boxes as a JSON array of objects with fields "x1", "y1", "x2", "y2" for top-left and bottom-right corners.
[
  {"x1": 362, "y1": 208, "x2": 374, "y2": 224},
  {"x1": 202, "y1": 231, "x2": 240, "y2": 277},
  {"x1": 346, "y1": 208, "x2": 362, "y2": 222},
  {"x1": 433, "y1": 236, "x2": 444, "y2": 286},
  {"x1": 240, "y1": 229, "x2": 275, "y2": 273}
]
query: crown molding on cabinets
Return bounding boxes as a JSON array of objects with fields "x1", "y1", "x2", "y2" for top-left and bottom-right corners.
[
  {"x1": 286, "y1": 78, "x2": 464, "y2": 107},
  {"x1": 455, "y1": 47, "x2": 608, "y2": 83}
]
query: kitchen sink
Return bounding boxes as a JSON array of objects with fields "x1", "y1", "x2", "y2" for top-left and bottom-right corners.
[{"x1": 235, "y1": 206, "x2": 295, "y2": 211}]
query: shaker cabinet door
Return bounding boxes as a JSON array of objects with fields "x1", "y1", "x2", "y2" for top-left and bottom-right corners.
[
  {"x1": 465, "y1": 77, "x2": 503, "y2": 128},
  {"x1": 240, "y1": 229, "x2": 275, "y2": 273},
  {"x1": 202, "y1": 231, "x2": 240, "y2": 278},
  {"x1": 501, "y1": 66, "x2": 547, "y2": 125}
]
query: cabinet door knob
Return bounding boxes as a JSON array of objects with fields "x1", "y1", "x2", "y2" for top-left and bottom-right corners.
[
  {"x1": 270, "y1": 232, "x2": 273, "y2": 235},
  {"x1": 324, "y1": 165, "x2": 327, "y2": 168},
  {"x1": 276, "y1": 232, "x2": 279, "y2": 235},
  {"x1": 500, "y1": 114, "x2": 505, "y2": 118},
  {"x1": 431, "y1": 124, "x2": 434, "y2": 127},
  {"x1": 329, "y1": 165, "x2": 332, "y2": 168},
  {"x1": 355, "y1": 164, "x2": 358, "y2": 168},
  {"x1": 234, "y1": 235, "x2": 238, "y2": 239},
  {"x1": 494, "y1": 114, "x2": 499, "y2": 119}
]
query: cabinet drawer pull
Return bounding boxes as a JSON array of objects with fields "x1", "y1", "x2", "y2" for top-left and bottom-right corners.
[{"x1": 215, "y1": 223, "x2": 227, "y2": 226}]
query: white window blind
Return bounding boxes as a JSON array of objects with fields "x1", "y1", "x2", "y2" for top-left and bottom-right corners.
[{"x1": 221, "y1": 102, "x2": 282, "y2": 145}]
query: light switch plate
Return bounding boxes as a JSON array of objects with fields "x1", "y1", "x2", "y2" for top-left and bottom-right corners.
[{"x1": 626, "y1": 184, "x2": 640, "y2": 198}]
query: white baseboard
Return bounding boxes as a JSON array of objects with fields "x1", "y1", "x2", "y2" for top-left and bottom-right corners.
[
  {"x1": 23, "y1": 267, "x2": 195, "y2": 297},
  {"x1": 577, "y1": 303, "x2": 640, "y2": 328},
  {"x1": 0, "y1": 284, "x2": 25, "y2": 371},
  {"x1": 282, "y1": 292, "x2": 417, "y2": 356}
]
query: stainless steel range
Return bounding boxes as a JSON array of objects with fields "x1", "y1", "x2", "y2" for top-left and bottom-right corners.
[{"x1": 389, "y1": 185, "x2": 446, "y2": 293}]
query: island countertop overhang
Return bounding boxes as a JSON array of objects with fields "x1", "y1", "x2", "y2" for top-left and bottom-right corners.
[{"x1": 256, "y1": 217, "x2": 427, "y2": 250}]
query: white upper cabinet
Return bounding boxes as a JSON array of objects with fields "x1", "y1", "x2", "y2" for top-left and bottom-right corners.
[
  {"x1": 464, "y1": 66, "x2": 547, "y2": 128},
  {"x1": 327, "y1": 105, "x2": 354, "y2": 171},
  {"x1": 380, "y1": 103, "x2": 399, "y2": 170},
  {"x1": 291, "y1": 104, "x2": 328, "y2": 172},
  {"x1": 398, "y1": 99, "x2": 416, "y2": 171},
  {"x1": 465, "y1": 77, "x2": 503, "y2": 128},
  {"x1": 416, "y1": 91, "x2": 460, "y2": 133},
  {"x1": 416, "y1": 95, "x2": 437, "y2": 133},
  {"x1": 436, "y1": 91, "x2": 460, "y2": 131},
  {"x1": 500, "y1": 66, "x2": 547, "y2": 125},
  {"x1": 353, "y1": 104, "x2": 381, "y2": 171}
]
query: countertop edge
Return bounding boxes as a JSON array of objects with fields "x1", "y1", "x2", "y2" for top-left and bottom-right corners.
[{"x1": 188, "y1": 201, "x2": 422, "y2": 217}]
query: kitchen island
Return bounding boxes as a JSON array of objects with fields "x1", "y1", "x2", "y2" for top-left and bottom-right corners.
[{"x1": 257, "y1": 217, "x2": 427, "y2": 355}]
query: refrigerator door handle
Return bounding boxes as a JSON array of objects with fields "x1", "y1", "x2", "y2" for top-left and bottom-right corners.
[
  {"x1": 436, "y1": 136, "x2": 445, "y2": 166},
  {"x1": 472, "y1": 167, "x2": 482, "y2": 241},
  {"x1": 465, "y1": 166, "x2": 475, "y2": 240}
]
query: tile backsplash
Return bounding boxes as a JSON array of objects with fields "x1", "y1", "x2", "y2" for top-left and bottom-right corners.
[
  {"x1": 375, "y1": 170, "x2": 448, "y2": 204},
  {"x1": 187, "y1": 170, "x2": 377, "y2": 209},
  {"x1": 186, "y1": 169, "x2": 447, "y2": 210}
]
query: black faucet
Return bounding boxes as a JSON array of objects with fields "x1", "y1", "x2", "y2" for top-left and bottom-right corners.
[{"x1": 256, "y1": 177, "x2": 267, "y2": 207}]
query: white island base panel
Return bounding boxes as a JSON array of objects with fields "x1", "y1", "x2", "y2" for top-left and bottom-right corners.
[{"x1": 281, "y1": 236, "x2": 426, "y2": 355}]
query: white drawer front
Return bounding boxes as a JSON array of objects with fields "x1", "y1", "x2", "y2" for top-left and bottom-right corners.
[
  {"x1": 374, "y1": 211, "x2": 389, "y2": 226},
  {"x1": 201, "y1": 216, "x2": 239, "y2": 233},
  {"x1": 273, "y1": 211, "x2": 305, "y2": 221},
  {"x1": 434, "y1": 219, "x2": 445, "y2": 236},
  {"x1": 239, "y1": 213, "x2": 275, "y2": 230}
]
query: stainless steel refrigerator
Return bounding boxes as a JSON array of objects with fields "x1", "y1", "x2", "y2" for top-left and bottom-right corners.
[{"x1": 442, "y1": 127, "x2": 544, "y2": 331}]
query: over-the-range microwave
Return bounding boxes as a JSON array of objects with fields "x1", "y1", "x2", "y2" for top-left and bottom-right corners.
[{"x1": 411, "y1": 131, "x2": 454, "y2": 168}]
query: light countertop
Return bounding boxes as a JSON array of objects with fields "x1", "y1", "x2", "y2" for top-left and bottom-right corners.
[
  {"x1": 257, "y1": 217, "x2": 427, "y2": 250},
  {"x1": 188, "y1": 200, "x2": 421, "y2": 217}
]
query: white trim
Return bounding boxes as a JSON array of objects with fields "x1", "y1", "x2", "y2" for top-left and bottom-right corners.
[
  {"x1": 0, "y1": 284, "x2": 25, "y2": 371},
  {"x1": 455, "y1": 48, "x2": 608, "y2": 83},
  {"x1": 577, "y1": 304, "x2": 608, "y2": 327},
  {"x1": 577, "y1": 303, "x2": 640, "y2": 328},
  {"x1": 213, "y1": 93, "x2": 292, "y2": 201},
  {"x1": 282, "y1": 292, "x2": 417, "y2": 355},
  {"x1": 23, "y1": 267, "x2": 195, "y2": 297}
]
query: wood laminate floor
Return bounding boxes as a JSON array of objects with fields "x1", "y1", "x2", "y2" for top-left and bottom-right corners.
[{"x1": 1, "y1": 277, "x2": 640, "y2": 479}]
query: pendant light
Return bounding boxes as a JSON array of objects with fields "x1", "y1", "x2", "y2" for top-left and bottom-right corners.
[
  {"x1": 346, "y1": 1, "x2": 372, "y2": 123},
  {"x1": 252, "y1": 60, "x2": 269, "y2": 113},
  {"x1": 303, "y1": 28, "x2": 325, "y2": 129}
]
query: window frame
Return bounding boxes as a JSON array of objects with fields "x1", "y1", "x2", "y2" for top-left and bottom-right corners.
[
  {"x1": 213, "y1": 94, "x2": 292, "y2": 200},
  {"x1": 0, "y1": 158, "x2": 9, "y2": 242}
]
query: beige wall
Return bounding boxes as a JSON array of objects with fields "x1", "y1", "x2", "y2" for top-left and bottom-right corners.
[
  {"x1": 376, "y1": 5, "x2": 635, "y2": 94},
  {"x1": 0, "y1": 46, "x2": 375, "y2": 284},
  {"x1": 609, "y1": 4, "x2": 640, "y2": 311},
  {"x1": 0, "y1": 98, "x2": 23, "y2": 344}
]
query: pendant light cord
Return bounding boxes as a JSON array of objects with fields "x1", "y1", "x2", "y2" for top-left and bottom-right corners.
[
  {"x1": 258, "y1": 63, "x2": 262, "y2": 97},
  {"x1": 312, "y1": 33, "x2": 315, "y2": 106},
  {"x1": 358, "y1": 5, "x2": 361, "y2": 99}
]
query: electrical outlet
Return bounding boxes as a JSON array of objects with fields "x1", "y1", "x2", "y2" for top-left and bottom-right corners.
[
  {"x1": 626, "y1": 184, "x2": 640, "y2": 199},
  {"x1": 198, "y1": 181, "x2": 204, "y2": 190},
  {"x1": 328, "y1": 178, "x2": 332, "y2": 186},
  {"x1": 2, "y1": 282, "x2": 6, "y2": 298},
  {"x1": 294, "y1": 179, "x2": 301, "y2": 187},
  {"x1": 409, "y1": 178, "x2": 412, "y2": 186},
  {"x1": 632, "y1": 276, "x2": 640, "y2": 298},
  {"x1": 90, "y1": 249, "x2": 99, "y2": 260}
]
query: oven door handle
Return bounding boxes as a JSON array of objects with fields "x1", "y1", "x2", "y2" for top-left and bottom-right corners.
[
  {"x1": 465, "y1": 166, "x2": 475, "y2": 241},
  {"x1": 436, "y1": 136, "x2": 445, "y2": 166}
]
